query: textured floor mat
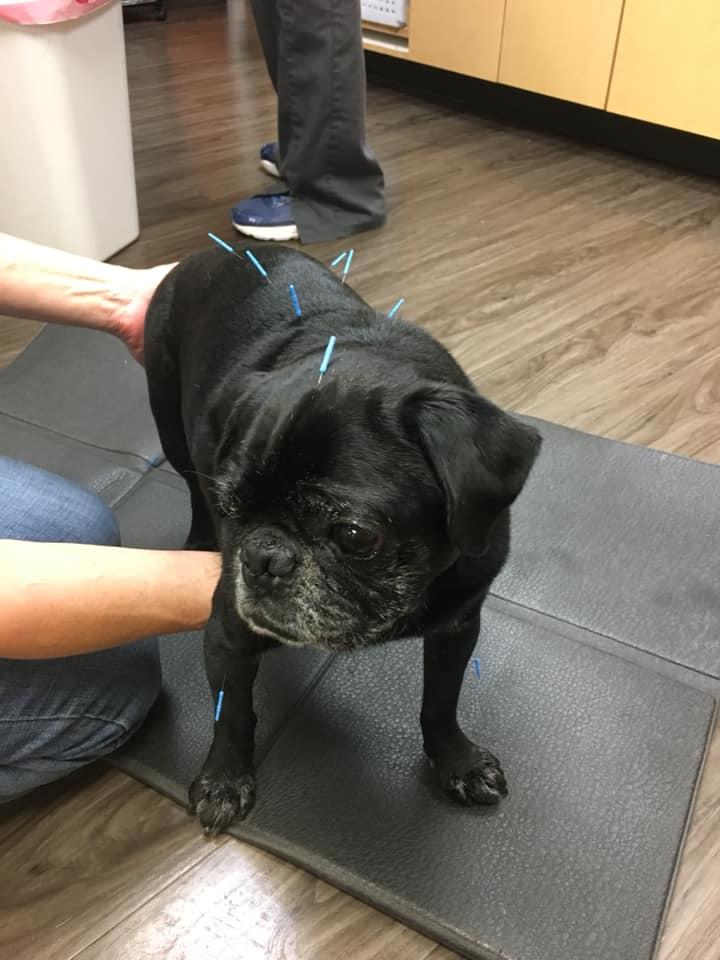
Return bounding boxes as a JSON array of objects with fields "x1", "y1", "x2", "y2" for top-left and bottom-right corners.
[
  {"x1": 113, "y1": 605, "x2": 715, "y2": 960},
  {"x1": 0, "y1": 326, "x2": 160, "y2": 463},
  {"x1": 0, "y1": 414, "x2": 147, "y2": 506},
  {"x1": 502, "y1": 417, "x2": 720, "y2": 679}
]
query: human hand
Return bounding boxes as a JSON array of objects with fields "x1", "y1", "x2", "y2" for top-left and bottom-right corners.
[{"x1": 111, "y1": 262, "x2": 176, "y2": 365}]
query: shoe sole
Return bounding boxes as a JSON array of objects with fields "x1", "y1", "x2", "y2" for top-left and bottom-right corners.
[
  {"x1": 232, "y1": 220, "x2": 299, "y2": 242},
  {"x1": 260, "y1": 159, "x2": 281, "y2": 178}
]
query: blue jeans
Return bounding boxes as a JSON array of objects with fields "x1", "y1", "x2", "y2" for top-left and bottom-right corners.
[{"x1": 0, "y1": 456, "x2": 161, "y2": 802}]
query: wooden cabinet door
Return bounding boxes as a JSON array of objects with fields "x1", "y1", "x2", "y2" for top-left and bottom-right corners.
[
  {"x1": 499, "y1": 0, "x2": 625, "y2": 108},
  {"x1": 409, "y1": 0, "x2": 506, "y2": 81},
  {"x1": 607, "y1": 0, "x2": 720, "y2": 139}
]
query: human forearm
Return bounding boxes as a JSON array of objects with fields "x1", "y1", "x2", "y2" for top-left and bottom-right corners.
[
  {"x1": 0, "y1": 539, "x2": 221, "y2": 658},
  {"x1": 0, "y1": 232, "x2": 135, "y2": 330},
  {"x1": 0, "y1": 232, "x2": 175, "y2": 363}
]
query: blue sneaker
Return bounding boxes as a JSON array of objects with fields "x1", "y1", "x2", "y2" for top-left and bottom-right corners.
[
  {"x1": 260, "y1": 142, "x2": 281, "y2": 178},
  {"x1": 231, "y1": 192, "x2": 299, "y2": 242}
]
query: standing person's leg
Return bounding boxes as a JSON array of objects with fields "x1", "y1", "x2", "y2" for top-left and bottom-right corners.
[
  {"x1": 0, "y1": 457, "x2": 161, "y2": 802},
  {"x1": 236, "y1": 0, "x2": 386, "y2": 243},
  {"x1": 247, "y1": 0, "x2": 288, "y2": 181},
  {"x1": 250, "y1": 0, "x2": 280, "y2": 93}
]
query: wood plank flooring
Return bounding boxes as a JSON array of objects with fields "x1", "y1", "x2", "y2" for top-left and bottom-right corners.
[{"x1": 3, "y1": 0, "x2": 720, "y2": 957}]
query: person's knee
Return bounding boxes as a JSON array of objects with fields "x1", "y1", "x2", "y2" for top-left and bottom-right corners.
[
  {"x1": 0, "y1": 639, "x2": 161, "y2": 803},
  {"x1": 74, "y1": 639, "x2": 163, "y2": 756},
  {"x1": 110, "y1": 638, "x2": 163, "y2": 740},
  {"x1": 73, "y1": 490, "x2": 121, "y2": 547},
  {"x1": 0, "y1": 456, "x2": 120, "y2": 545}
]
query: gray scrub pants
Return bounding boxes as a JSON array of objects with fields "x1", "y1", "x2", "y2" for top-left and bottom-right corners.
[{"x1": 250, "y1": 0, "x2": 387, "y2": 242}]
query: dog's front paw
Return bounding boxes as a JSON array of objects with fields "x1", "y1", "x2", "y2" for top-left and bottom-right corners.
[
  {"x1": 188, "y1": 770, "x2": 256, "y2": 834},
  {"x1": 431, "y1": 745, "x2": 508, "y2": 806}
]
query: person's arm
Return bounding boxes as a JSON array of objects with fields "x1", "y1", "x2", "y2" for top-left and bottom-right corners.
[
  {"x1": 0, "y1": 539, "x2": 221, "y2": 658},
  {"x1": 0, "y1": 232, "x2": 175, "y2": 364}
]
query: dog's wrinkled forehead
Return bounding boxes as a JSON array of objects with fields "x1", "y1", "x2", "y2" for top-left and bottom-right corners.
[{"x1": 218, "y1": 375, "x2": 437, "y2": 517}]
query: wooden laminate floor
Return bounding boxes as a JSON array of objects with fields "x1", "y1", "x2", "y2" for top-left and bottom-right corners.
[{"x1": 2, "y1": 1, "x2": 720, "y2": 958}]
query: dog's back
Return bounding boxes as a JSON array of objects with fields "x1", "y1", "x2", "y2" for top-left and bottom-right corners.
[{"x1": 145, "y1": 244, "x2": 473, "y2": 431}]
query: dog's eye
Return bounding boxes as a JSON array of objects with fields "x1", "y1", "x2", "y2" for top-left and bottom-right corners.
[{"x1": 332, "y1": 522, "x2": 384, "y2": 558}]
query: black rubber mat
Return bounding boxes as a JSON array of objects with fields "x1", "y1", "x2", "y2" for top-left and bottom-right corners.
[
  {"x1": 0, "y1": 326, "x2": 161, "y2": 463},
  {"x1": 114, "y1": 468, "x2": 189, "y2": 549},
  {"x1": 501, "y1": 417, "x2": 720, "y2": 679},
  {"x1": 113, "y1": 604, "x2": 714, "y2": 960},
  {"x1": 0, "y1": 414, "x2": 146, "y2": 506}
]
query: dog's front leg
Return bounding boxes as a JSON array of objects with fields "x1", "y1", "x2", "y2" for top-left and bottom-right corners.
[
  {"x1": 188, "y1": 590, "x2": 275, "y2": 834},
  {"x1": 421, "y1": 614, "x2": 508, "y2": 806}
]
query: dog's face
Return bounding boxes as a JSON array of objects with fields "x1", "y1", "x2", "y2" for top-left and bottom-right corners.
[{"x1": 209, "y1": 359, "x2": 539, "y2": 651}]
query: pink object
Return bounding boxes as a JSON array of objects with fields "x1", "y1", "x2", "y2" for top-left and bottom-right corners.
[{"x1": 0, "y1": 0, "x2": 112, "y2": 25}]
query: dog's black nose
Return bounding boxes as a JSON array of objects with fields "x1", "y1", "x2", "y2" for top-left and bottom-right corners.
[{"x1": 242, "y1": 532, "x2": 297, "y2": 584}]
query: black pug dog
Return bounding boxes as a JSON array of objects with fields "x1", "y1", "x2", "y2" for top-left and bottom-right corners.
[{"x1": 144, "y1": 243, "x2": 541, "y2": 835}]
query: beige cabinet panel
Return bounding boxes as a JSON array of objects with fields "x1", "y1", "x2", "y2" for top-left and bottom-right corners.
[
  {"x1": 499, "y1": 1, "x2": 624, "y2": 108},
  {"x1": 607, "y1": 0, "x2": 720, "y2": 139},
  {"x1": 408, "y1": 0, "x2": 506, "y2": 80}
]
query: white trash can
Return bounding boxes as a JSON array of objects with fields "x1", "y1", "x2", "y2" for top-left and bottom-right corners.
[{"x1": 0, "y1": 0, "x2": 140, "y2": 259}]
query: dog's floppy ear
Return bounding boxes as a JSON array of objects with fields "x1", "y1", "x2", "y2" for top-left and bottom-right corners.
[{"x1": 406, "y1": 384, "x2": 541, "y2": 556}]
